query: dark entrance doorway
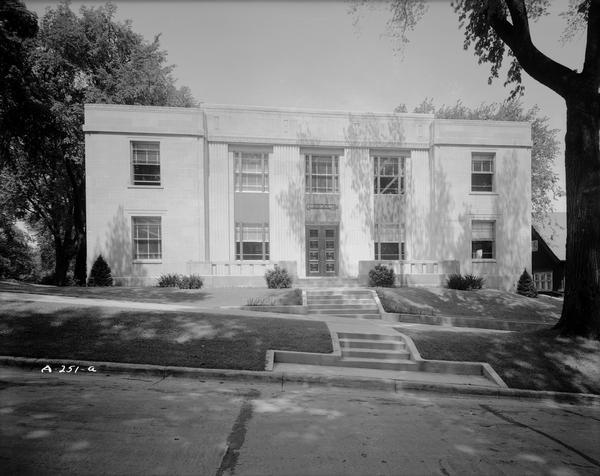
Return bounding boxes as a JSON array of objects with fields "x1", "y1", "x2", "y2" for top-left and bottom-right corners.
[{"x1": 306, "y1": 225, "x2": 338, "y2": 276}]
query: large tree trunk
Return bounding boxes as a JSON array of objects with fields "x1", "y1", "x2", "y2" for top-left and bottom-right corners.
[
  {"x1": 555, "y1": 96, "x2": 600, "y2": 338},
  {"x1": 54, "y1": 236, "x2": 70, "y2": 286}
]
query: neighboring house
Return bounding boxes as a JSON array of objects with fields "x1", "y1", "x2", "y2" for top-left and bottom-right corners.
[
  {"x1": 532, "y1": 212, "x2": 566, "y2": 293},
  {"x1": 84, "y1": 104, "x2": 532, "y2": 288}
]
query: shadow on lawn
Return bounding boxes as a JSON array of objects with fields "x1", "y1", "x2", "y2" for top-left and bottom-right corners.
[
  {"x1": 379, "y1": 287, "x2": 561, "y2": 323},
  {"x1": 0, "y1": 307, "x2": 332, "y2": 371},
  {"x1": 402, "y1": 327, "x2": 600, "y2": 394},
  {"x1": 0, "y1": 281, "x2": 217, "y2": 304}
]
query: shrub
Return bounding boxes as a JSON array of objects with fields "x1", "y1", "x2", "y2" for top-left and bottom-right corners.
[
  {"x1": 158, "y1": 273, "x2": 203, "y2": 289},
  {"x1": 447, "y1": 273, "x2": 467, "y2": 290},
  {"x1": 446, "y1": 273, "x2": 484, "y2": 291},
  {"x1": 246, "y1": 296, "x2": 277, "y2": 306},
  {"x1": 464, "y1": 274, "x2": 484, "y2": 290},
  {"x1": 265, "y1": 266, "x2": 292, "y2": 289},
  {"x1": 178, "y1": 274, "x2": 203, "y2": 289},
  {"x1": 87, "y1": 255, "x2": 113, "y2": 287},
  {"x1": 516, "y1": 269, "x2": 537, "y2": 297},
  {"x1": 158, "y1": 273, "x2": 181, "y2": 287},
  {"x1": 368, "y1": 264, "x2": 395, "y2": 287}
]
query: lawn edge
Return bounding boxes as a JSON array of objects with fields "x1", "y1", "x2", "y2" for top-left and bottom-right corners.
[{"x1": 2, "y1": 356, "x2": 599, "y2": 405}]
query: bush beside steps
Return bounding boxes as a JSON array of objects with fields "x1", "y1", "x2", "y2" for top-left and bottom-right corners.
[
  {"x1": 158, "y1": 273, "x2": 203, "y2": 289},
  {"x1": 446, "y1": 273, "x2": 484, "y2": 290}
]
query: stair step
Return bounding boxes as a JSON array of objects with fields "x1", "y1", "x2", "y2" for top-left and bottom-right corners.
[
  {"x1": 327, "y1": 314, "x2": 381, "y2": 319},
  {"x1": 342, "y1": 348, "x2": 411, "y2": 360},
  {"x1": 307, "y1": 303, "x2": 378, "y2": 310},
  {"x1": 305, "y1": 291, "x2": 373, "y2": 296},
  {"x1": 307, "y1": 298, "x2": 376, "y2": 305},
  {"x1": 339, "y1": 338, "x2": 406, "y2": 350},
  {"x1": 337, "y1": 358, "x2": 417, "y2": 371},
  {"x1": 337, "y1": 332, "x2": 403, "y2": 341},
  {"x1": 309, "y1": 308, "x2": 380, "y2": 315}
]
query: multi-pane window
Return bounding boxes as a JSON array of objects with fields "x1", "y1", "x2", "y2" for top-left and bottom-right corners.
[
  {"x1": 374, "y1": 224, "x2": 405, "y2": 260},
  {"x1": 234, "y1": 151, "x2": 269, "y2": 192},
  {"x1": 235, "y1": 223, "x2": 269, "y2": 260},
  {"x1": 305, "y1": 154, "x2": 339, "y2": 193},
  {"x1": 132, "y1": 217, "x2": 162, "y2": 260},
  {"x1": 131, "y1": 141, "x2": 160, "y2": 186},
  {"x1": 534, "y1": 271, "x2": 553, "y2": 291},
  {"x1": 373, "y1": 156, "x2": 405, "y2": 194},
  {"x1": 471, "y1": 154, "x2": 494, "y2": 192},
  {"x1": 472, "y1": 220, "x2": 495, "y2": 259}
]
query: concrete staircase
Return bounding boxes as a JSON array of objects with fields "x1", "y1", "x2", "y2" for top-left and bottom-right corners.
[
  {"x1": 337, "y1": 332, "x2": 417, "y2": 371},
  {"x1": 306, "y1": 289, "x2": 381, "y2": 319},
  {"x1": 296, "y1": 278, "x2": 362, "y2": 288}
]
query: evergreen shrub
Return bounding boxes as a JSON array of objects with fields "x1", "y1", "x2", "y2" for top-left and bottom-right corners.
[
  {"x1": 516, "y1": 269, "x2": 538, "y2": 297},
  {"x1": 88, "y1": 255, "x2": 113, "y2": 286},
  {"x1": 265, "y1": 266, "x2": 292, "y2": 288},
  {"x1": 368, "y1": 264, "x2": 395, "y2": 287}
]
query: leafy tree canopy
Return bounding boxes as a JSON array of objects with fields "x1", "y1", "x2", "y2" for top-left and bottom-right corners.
[{"x1": 0, "y1": 0, "x2": 197, "y2": 285}]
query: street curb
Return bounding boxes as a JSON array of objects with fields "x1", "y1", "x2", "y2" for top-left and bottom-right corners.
[{"x1": 2, "y1": 356, "x2": 598, "y2": 406}]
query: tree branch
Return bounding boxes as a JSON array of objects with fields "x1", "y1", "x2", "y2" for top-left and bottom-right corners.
[
  {"x1": 583, "y1": 0, "x2": 600, "y2": 87},
  {"x1": 487, "y1": 1, "x2": 576, "y2": 98}
]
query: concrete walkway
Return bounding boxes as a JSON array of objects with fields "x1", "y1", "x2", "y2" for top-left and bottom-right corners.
[{"x1": 2, "y1": 288, "x2": 506, "y2": 390}]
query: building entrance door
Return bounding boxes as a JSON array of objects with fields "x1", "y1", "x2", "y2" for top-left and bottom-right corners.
[{"x1": 306, "y1": 225, "x2": 338, "y2": 276}]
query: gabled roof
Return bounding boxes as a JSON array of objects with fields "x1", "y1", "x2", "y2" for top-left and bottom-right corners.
[{"x1": 533, "y1": 212, "x2": 566, "y2": 261}]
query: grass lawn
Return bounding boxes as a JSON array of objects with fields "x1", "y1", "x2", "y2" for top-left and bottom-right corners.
[
  {"x1": 0, "y1": 304, "x2": 331, "y2": 371},
  {"x1": 0, "y1": 280, "x2": 302, "y2": 307},
  {"x1": 378, "y1": 287, "x2": 561, "y2": 323},
  {"x1": 400, "y1": 327, "x2": 600, "y2": 394}
]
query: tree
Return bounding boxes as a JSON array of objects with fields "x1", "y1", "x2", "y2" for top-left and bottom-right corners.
[
  {"x1": 0, "y1": 1, "x2": 196, "y2": 286},
  {"x1": 516, "y1": 268, "x2": 538, "y2": 298},
  {"x1": 401, "y1": 98, "x2": 562, "y2": 223},
  {"x1": 354, "y1": 0, "x2": 600, "y2": 338}
]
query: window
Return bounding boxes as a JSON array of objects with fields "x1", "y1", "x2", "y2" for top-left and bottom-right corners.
[
  {"x1": 234, "y1": 151, "x2": 269, "y2": 192},
  {"x1": 373, "y1": 156, "x2": 405, "y2": 194},
  {"x1": 235, "y1": 223, "x2": 269, "y2": 260},
  {"x1": 305, "y1": 154, "x2": 339, "y2": 193},
  {"x1": 375, "y1": 224, "x2": 405, "y2": 260},
  {"x1": 471, "y1": 154, "x2": 494, "y2": 192},
  {"x1": 532, "y1": 240, "x2": 538, "y2": 252},
  {"x1": 472, "y1": 220, "x2": 495, "y2": 259},
  {"x1": 132, "y1": 217, "x2": 161, "y2": 260},
  {"x1": 534, "y1": 272, "x2": 553, "y2": 291},
  {"x1": 131, "y1": 141, "x2": 160, "y2": 186}
]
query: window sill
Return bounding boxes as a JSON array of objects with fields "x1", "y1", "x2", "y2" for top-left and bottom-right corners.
[
  {"x1": 132, "y1": 259, "x2": 162, "y2": 264},
  {"x1": 234, "y1": 190, "x2": 269, "y2": 193},
  {"x1": 469, "y1": 192, "x2": 498, "y2": 196},
  {"x1": 472, "y1": 259, "x2": 497, "y2": 263},
  {"x1": 128, "y1": 185, "x2": 164, "y2": 190}
]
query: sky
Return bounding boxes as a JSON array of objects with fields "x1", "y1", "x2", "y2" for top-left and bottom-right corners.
[{"x1": 26, "y1": 0, "x2": 589, "y2": 212}]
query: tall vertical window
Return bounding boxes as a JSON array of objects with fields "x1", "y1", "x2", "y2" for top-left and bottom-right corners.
[
  {"x1": 132, "y1": 217, "x2": 162, "y2": 260},
  {"x1": 373, "y1": 156, "x2": 405, "y2": 194},
  {"x1": 234, "y1": 151, "x2": 269, "y2": 192},
  {"x1": 235, "y1": 223, "x2": 269, "y2": 260},
  {"x1": 471, "y1": 154, "x2": 494, "y2": 192},
  {"x1": 305, "y1": 154, "x2": 339, "y2": 193},
  {"x1": 472, "y1": 220, "x2": 495, "y2": 259},
  {"x1": 131, "y1": 141, "x2": 160, "y2": 186},
  {"x1": 374, "y1": 224, "x2": 405, "y2": 260}
]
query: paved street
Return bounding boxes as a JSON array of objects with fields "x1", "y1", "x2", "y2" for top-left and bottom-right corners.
[{"x1": 1, "y1": 366, "x2": 599, "y2": 475}]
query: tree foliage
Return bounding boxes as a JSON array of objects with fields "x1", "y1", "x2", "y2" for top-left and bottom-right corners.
[
  {"x1": 400, "y1": 98, "x2": 562, "y2": 222},
  {"x1": 0, "y1": 1, "x2": 196, "y2": 286}
]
